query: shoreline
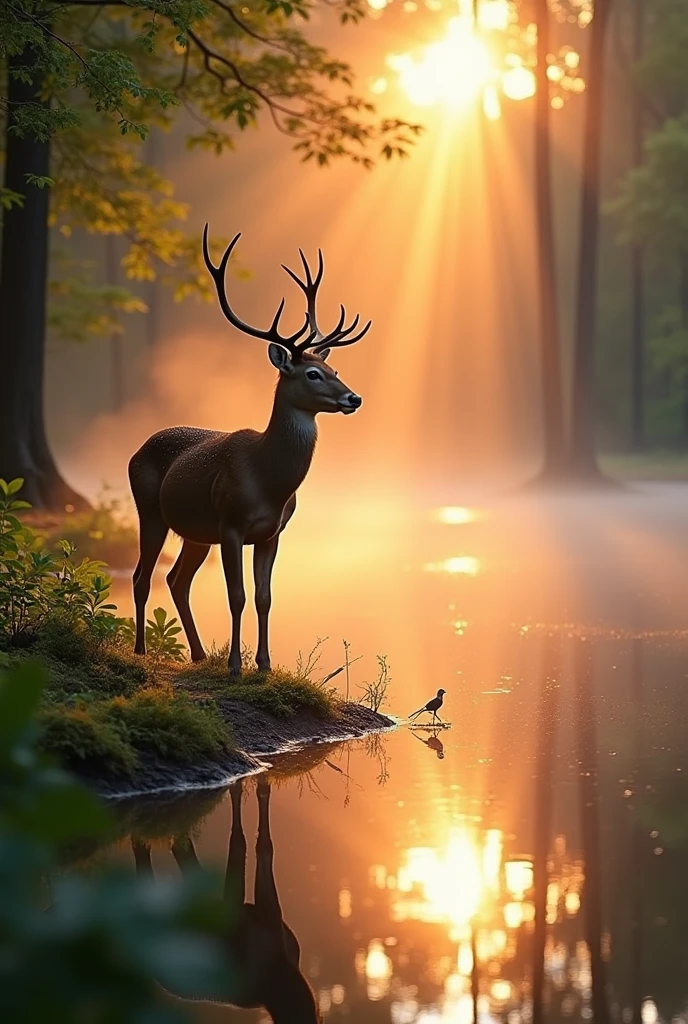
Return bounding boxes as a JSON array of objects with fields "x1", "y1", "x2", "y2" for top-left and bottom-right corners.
[{"x1": 89, "y1": 700, "x2": 396, "y2": 801}]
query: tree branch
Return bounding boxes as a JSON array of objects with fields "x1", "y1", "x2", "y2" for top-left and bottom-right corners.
[
  {"x1": 207, "y1": 0, "x2": 293, "y2": 54},
  {"x1": 186, "y1": 28, "x2": 308, "y2": 135},
  {"x1": 8, "y1": 0, "x2": 137, "y2": 129}
]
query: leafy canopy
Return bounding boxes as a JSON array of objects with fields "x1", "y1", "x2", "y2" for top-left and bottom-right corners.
[{"x1": 1, "y1": 0, "x2": 422, "y2": 338}]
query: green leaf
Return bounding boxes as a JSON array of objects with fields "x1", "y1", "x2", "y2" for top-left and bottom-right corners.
[
  {"x1": 25, "y1": 174, "x2": 55, "y2": 189},
  {"x1": 0, "y1": 661, "x2": 47, "y2": 749},
  {"x1": 15, "y1": 783, "x2": 110, "y2": 843}
]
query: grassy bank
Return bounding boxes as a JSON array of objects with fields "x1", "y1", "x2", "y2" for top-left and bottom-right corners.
[
  {"x1": 0, "y1": 477, "x2": 349, "y2": 789},
  {"x1": 4, "y1": 620, "x2": 341, "y2": 785}
]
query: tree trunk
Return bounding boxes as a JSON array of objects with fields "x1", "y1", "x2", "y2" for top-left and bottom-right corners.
[
  {"x1": 532, "y1": 635, "x2": 560, "y2": 1024},
  {"x1": 0, "y1": 50, "x2": 88, "y2": 510},
  {"x1": 145, "y1": 129, "x2": 160, "y2": 349},
  {"x1": 569, "y1": 0, "x2": 613, "y2": 478},
  {"x1": 630, "y1": 0, "x2": 645, "y2": 452},
  {"x1": 681, "y1": 249, "x2": 688, "y2": 442},
  {"x1": 630, "y1": 638, "x2": 644, "y2": 1024},
  {"x1": 533, "y1": 0, "x2": 567, "y2": 478},
  {"x1": 575, "y1": 641, "x2": 611, "y2": 1024},
  {"x1": 105, "y1": 236, "x2": 125, "y2": 412}
]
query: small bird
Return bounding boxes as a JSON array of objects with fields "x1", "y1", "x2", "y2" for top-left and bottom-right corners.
[{"x1": 409, "y1": 689, "x2": 446, "y2": 726}]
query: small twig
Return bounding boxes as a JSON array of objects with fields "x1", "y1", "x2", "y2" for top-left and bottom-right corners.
[{"x1": 343, "y1": 638, "x2": 351, "y2": 700}]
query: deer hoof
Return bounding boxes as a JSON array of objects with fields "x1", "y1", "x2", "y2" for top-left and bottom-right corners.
[
  {"x1": 191, "y1": 649, "x2": 207, "y2": 663},
  {"x1": 256, "y1": 659, "x2": 271, "y2": 672},
  {"x1": 228, "y1": 664, "x2": 242, "y2": 678}
]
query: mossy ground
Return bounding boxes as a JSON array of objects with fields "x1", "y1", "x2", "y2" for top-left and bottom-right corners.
[
  {"x1": 7, "y1": 623, "x2": 339, "y2": 783},
  {"x1": 174, "y1": 643, "x2": 337, "y2": 720}
]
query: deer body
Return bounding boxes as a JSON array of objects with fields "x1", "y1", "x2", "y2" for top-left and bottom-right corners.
[
  {"x1": 131, "y1": 781, "x2": 320, "y2": 1023},
  {"x1": 129, "y1": 227, "x2": 370, "y2": 674}
]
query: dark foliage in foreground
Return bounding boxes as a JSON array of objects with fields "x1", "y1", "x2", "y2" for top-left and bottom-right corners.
[{"x1": 0, "y1": 660, "x2": 233, "y2": 1022}]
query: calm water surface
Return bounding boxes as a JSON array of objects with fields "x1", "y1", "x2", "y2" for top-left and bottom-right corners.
[{"x1": 106, "y1": 485, "x2": 688, "y2": 1022}]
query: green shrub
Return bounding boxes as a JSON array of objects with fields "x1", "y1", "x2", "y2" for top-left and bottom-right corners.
[
  {"x1": 0, "y1": 479, "x2": 134, "y2": 649},
  {"x1": 35, "y1": 617, "x2": 151, "y2": 699},
  {"x1": 107, "y1": 688, "x2": 232, "y2": 763},
  {"x1": 34, "y1": 614, "x2": 94, "y2": 666},
  {"x1": 30, "y1": 485, "x2": 141, "y2": 569},
  {"x1": 145, "y1": 607, "x2": 186, "y2": 664},
  {"x1": 38, "y1": 704, "x2": 137, "y2": 775}
]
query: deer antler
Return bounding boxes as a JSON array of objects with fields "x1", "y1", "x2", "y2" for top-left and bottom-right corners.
[
  {"x1": 281, "y1": 248, "x2": 372, "y2": 356},
  {"x1": 202, "y1": 225, "x2": 313, "y2": 354}
]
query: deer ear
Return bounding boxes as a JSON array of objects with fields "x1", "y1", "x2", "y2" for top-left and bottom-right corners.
[
  {"x1": 268, "y1": 343, "x2": 293, "y2": 374},
  {"x1": 317, "y1": 347, "x2": 331, "y2": 362}
]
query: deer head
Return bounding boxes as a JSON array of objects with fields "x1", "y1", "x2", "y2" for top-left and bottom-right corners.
[{"x1": 202, "y1": 225, "x2": 370, "y2": 416}]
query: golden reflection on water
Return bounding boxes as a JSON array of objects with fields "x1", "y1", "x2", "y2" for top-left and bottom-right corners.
[
  {"x1": 424, "y1": 556, "x2": 481, "y2": 575},
  {"x1": 329, "y1": 820, "x2": 591, "y2": 1019},
  {"x1": 101, "y1": 492, "x2": 688, "y2": 1020},
  {"x1": 434, "y1": 506, "x2": 480, "y2": 526}
]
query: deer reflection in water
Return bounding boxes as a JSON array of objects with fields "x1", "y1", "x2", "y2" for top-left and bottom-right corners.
[{"x1": 132, "y1": 780, "x2": 320, "y2": 1024}]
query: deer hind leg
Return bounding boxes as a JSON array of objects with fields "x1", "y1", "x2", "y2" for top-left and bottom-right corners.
[
  {"x1": 171, "y1": 834, "x2": 202, "y2": 873},
  {"x1": 131, "y1": 839, "x2": 154, "y2": 878},
  {"x1": 220, "y1": 528, "x2": 245, "y2": 676},
  {"x1": 253, "y1": 535, "x2": 279, "y2": 673},
  {"x1": 132, "y1": 513, "x2": 169, "y2": 656},
  {"x1": 167, "y1": 540, "x2": 210, "y2": 663}
]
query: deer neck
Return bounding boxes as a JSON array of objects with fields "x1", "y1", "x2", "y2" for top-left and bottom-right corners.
[{"x1": 259, "y1": 386, "x2": 318, "y2": 498}]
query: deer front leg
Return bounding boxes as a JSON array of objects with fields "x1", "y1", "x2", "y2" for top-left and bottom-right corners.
[
  {"x1": 255, "y1": 782, "x2": 282, "y2": 925},
  {"x1": 221, "y1": 528, "x2": 246, "y2": 676},
  {"x1": 225, "y1": 780, "x2": 247, "y2": 905},
  {"x1": 253, "y1": 535, "x2": 279, "y2": 672}
]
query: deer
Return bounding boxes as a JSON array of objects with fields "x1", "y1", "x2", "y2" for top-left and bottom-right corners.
[
  {"x1": 128, "y1": 225, "x2": 370, "y2": 675},
  {"x1": 131, "y1": 779, "x2": 320, "y2": 1023}
]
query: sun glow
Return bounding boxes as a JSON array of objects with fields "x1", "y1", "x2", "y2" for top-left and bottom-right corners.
[
  {"x1": 425, "y1": 556, "x2": 481, "y2": 575},
  {"x1": 387, "y1": 17, "x2": 492, "y2": 108},
  {"x1": 382, "y1": 3, "x2": 582, "y2": 115},
  {"x1": 434, "y1": 505, "x2": 478, "y2": 525},
  {"x1": 393, "y1": 832, "x2": 484, "y2": 926}
]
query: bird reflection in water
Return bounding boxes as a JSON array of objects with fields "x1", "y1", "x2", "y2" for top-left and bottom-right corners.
[
  {"x1": 411, "y1": 726, "x2": 445, "y2": 759},
  {"x1": 132, "y1": 779, "x2": 320, "y2": 1023}
]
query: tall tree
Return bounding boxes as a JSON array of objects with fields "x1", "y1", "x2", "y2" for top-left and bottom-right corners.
[
  {"x1": 569, "y1": 0, "x2": 614, "y2": 478},
  {"x1": 630, "y1": 0, "x2": 646, "y2": 450},
  {"x1": 608, "y1": 0, "x2": 688, "y2": 447},
  {"x1": 533, "y1": 0, "x2": 567, "y2": 480},
  {"x1": 610, "y1": 118, "x2": 688, "y2": 444},
  {"x1": 0, "y1": 48, "x2": 86, "y2": 508},
  {"x1": 0, "y1": 0, "x2": 420, "y2": 508}
]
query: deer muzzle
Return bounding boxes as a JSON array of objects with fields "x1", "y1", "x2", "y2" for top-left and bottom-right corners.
[{"x1": 339, "y1": 392, "x2": 362, "y2": 415}]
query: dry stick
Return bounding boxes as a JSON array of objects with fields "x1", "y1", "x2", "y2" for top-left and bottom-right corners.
[
  {"x1": 320, "y1": 655, "x2": 362, "y2": 687},
  {"x1": 343, "y1": 639, "x2": 351, "y2": 701}
]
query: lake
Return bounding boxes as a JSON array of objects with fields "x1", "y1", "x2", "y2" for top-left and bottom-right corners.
[{"x1": 105, "y1": 483, "x2": 688, "y2": 1022}]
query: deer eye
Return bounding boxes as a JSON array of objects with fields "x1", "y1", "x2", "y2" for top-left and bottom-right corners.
[{"x1": 306, "y1": 370, "x2": 322, "y2": 381}]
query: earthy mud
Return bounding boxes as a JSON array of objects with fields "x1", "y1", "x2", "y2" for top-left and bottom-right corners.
[{"x1": 90, "y1": 700, "x2": 396, "y2": 800}]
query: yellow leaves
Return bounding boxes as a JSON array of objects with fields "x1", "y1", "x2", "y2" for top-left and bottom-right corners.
[
  {"x1": 120, "y1": 295, "x2": 148, "y2": 314},
  {"x1": 60, "y1": 224, "x2": 72, "y2": 238},
  {"x1": 121, "y1": 244, "x2": 157, "y2": 282}
]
